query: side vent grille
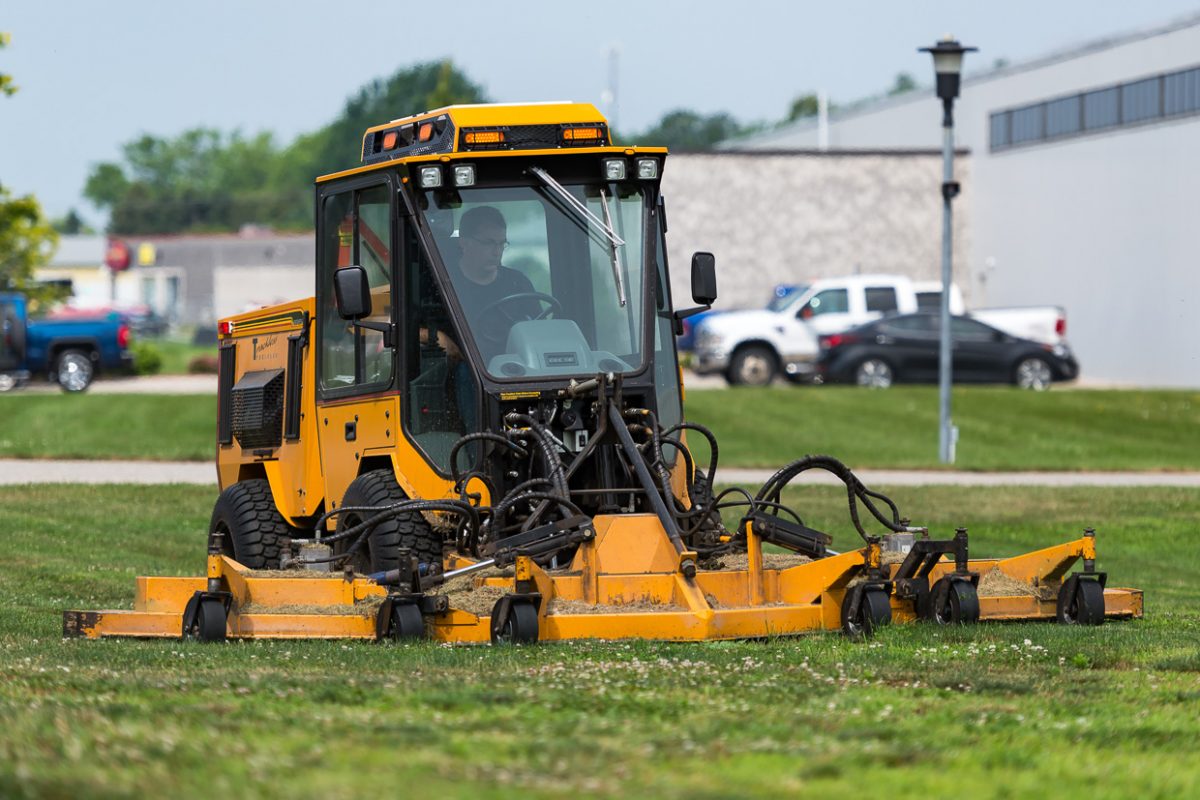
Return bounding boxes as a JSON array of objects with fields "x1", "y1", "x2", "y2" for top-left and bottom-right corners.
[{"x1": 231, "y1": 368, "x2": 285, "y2": 450}]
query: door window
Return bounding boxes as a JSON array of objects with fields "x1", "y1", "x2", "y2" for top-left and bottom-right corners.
[
  {"x1": 950, "y1": 317, "x2": 998, "y2": 342},
  {"x1": 798, "y1": 288, "x2": 848, "y2": 319},
  {"x1": 403, "y1": 223, "x2": 470, "y2": 472},
  {"x1": 865, "y1": 286, "x2": 898, "y2": 313},
  {"x1": 318, "y1": 184, "x2": 395, "y2": 392}
]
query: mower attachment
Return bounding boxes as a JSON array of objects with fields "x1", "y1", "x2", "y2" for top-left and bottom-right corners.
[{"x1": 63, "y1": 516, "x2": 1140, "y2": 644}]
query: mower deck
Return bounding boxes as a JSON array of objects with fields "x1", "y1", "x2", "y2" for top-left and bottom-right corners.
[{"x1": 63, "y1": 514, "x2": 1141, "y2": 643}]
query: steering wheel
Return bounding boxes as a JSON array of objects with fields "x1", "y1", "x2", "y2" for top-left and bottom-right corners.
[{"x1": 477, "y1": 292, "x2": 563, "y2": 346}]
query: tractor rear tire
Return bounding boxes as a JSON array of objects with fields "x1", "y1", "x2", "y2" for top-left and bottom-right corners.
[
  {"x1": 209, "y1": 479, "x2": 289, "y2": 569},
  {"x1": 336, "y1": 470, "x2": 441, "y2": 574}
]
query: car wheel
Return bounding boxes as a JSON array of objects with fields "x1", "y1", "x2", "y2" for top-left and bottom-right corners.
[
  {"x1": 854, "y1": 358, "x2": 894, "y2": 389},
  {"x1": 1014, "y1": 357, "x2": 1052, "y2": 391},
  {"x1": 56, "y1": 350, "x2": 94, "y2": 393},
  {"x1": 727, "y1": 345, "x2": 777, "y2": 386}
]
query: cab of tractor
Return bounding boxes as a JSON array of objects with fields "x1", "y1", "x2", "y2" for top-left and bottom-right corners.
[{"x1": 322, "y1": 145, "x2": 720, "y2": 567}]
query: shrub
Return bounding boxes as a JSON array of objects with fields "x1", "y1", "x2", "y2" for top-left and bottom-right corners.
[
  {"x1": 132, "y1": 341, "x2": 163, "y2": 375},
  {"x1": 187, "y1": 355, "x2": 220, "y2": 374}
]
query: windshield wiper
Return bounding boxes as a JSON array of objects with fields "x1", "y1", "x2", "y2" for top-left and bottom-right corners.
[
  {"x1": 598, "y1": 187, "x2": 627, "y2": 307},
  {"x1": 527, "y1": 166, "x2": 627, "y2": 307}
]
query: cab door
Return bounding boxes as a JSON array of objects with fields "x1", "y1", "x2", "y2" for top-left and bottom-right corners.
[{"x1": 315, "y1": 177, "x2": 400, "y2": 507}]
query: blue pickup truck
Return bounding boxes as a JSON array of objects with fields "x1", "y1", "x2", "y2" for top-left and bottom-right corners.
[{"x1": 0, "y1": 292, "x2": 134, "y2": 392}]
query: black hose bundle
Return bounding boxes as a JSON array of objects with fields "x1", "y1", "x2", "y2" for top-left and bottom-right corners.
[
  {"x1": 304, "y1": 498, "x2": 480, "y2": 568},
  {"x1": 754, "y1": 454, "x2": 904, "y2": 543}
]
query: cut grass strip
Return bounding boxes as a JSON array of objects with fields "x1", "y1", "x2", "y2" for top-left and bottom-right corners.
[{"x1": 1, "y1": 484, "x2": 1197, "y2": 797}]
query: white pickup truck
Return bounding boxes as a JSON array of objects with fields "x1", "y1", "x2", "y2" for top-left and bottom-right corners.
[{"x1": 692, "y1": 274, "x2": 1065, "y2": 385}]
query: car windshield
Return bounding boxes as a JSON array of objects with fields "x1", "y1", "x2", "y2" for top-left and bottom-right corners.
[
  {"x1": 767, "y1": 284, "x2": 808, "y2": 312},
  {"x1": 419, "y1": 180, "x2": 647, "y2": 380}
]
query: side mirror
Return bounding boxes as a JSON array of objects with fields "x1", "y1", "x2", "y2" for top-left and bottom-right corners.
[
  {"x1": 690, "y1": 252, "x2": 718, "y2": 306},
  {"x1": 334, "y1": 265, "x2": 371, "y2": 320}
]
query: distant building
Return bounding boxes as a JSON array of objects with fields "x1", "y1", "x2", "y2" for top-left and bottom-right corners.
[
  {"x1": 660, "y1": 150, "x2": 969, "y2": 310},
  {"x1": 724, "y1": 13, "x2": 1200, "y2": 387},
  {"x1": 40, "y1": 231, "x2": 314, "y2": 329}
]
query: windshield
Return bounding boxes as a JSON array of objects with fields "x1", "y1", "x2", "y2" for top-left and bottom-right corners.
[
  {"x1": 767, "y1": 284, "x2": 808, "y2": 312},
  {"x1": 419, "y1": 180, "x2": 647, "y2": 380}
]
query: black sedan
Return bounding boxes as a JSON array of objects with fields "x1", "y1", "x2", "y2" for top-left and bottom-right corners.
[{"x1": 816, "y1": 313, "x2": 1078, "y2": 389}]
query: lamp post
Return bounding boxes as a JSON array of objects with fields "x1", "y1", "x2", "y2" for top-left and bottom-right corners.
[{"x1": 919, "y1": 37, "x2": 976, "y2": 464}]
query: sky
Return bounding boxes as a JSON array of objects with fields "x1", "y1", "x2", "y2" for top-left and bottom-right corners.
[{"x1": 4, "y1": 0, "x2": 1200, "y2": 222}]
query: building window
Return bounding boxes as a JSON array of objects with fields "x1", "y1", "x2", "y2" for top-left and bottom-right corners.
[
  {"x1": 1163, "y1": 67, "x2": 1200, "y2": 116},
  {"x1": 1010, "y1": 104, "x2": 1044, "y2": 145},
  {"x1": 1121, "y1": 77, "x2": 1160, "y2": 124},
  {"x1": 1083, "y1": 86, "x2": 1120, "y2": 131},
  {"x1": 990, "y1": 111, "x2": 1010, "y2": 149},
  {"x1": 1045, "y1": 95, "x2": 1081, "y2": 138},
  {"x1": 990, "y1": 62, "x2": 1200, "y2": 152}
]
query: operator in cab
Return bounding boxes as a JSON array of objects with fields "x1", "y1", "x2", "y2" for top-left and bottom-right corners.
[{"x1": 446, "y1": 205, "x2": 540, "y2": 360}]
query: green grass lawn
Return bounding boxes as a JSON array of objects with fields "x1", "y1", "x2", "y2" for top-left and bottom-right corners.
[
  {"x1": 143, "y1": 338, "x2": 217, "y2": 375},
  {"x1": 1, "y1": 484, "x2": 1197, "y2": 798},
  {"x1": 685, "y1": 386, "x2": 1200, "y2": 470},
  {"x1": 0, "y1": 395, "x2": 214, "y2": 461},
  {"x1": 6, "y1": 386, "x2": 1194, "y2": 470}
]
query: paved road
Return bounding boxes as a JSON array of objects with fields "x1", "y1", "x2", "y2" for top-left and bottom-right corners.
[
  {"x1": 3, "y1": 458, "x2": 1197, "y2": 487},
  {"x1": 18, "y1": 375, "x2": 217, "y2": 395}
]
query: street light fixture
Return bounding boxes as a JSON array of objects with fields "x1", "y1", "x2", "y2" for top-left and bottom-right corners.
[{"x1": 919, "y1": 36, "x2": 976, "y2": 464}]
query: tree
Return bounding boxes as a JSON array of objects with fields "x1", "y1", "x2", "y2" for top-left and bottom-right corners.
[
  {"x1": 1, "y1": 32, "x2": 16, "y2": 97},
  {"x1": 84, "y1": 59, "x2": 488, "y2": 233},
  {"x1": 888, "y1": 72, "x2": 918, "y2": 96},
  {"x1": 51, "y1": 208, "x2": 94, "y2": 235},
  {"x1": 0, "y1": 33, "x2": 59, "y2": 302},
  {"x1": 0, "y1": 185, "x2": 59, "y2": 296},
  {"x1": 628, "y1": 109, "x2": 754, "y2": 151},
  {"x1": 787, "y1": 93, "x2": 820, "y2": 121}
]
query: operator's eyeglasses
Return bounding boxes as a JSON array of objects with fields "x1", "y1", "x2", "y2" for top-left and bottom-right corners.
[{"x1": 466, "y1": 234, "x2": 509, "y2": 251}]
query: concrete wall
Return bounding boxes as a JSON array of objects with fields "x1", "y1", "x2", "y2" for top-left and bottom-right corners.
[
  {"x1": 660, "y1": 152, "x2": 970, "y2": 311},
  {"x1": 213, "y1": 265, "x2": 313, "y2": 319}
]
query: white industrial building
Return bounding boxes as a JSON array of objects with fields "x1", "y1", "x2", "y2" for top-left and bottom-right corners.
[{"x1": 725, "y1": 13, "x2": 1200, "y2": 387}]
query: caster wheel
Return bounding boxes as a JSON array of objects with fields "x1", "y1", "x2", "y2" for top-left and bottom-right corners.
[
  {"x1": 928, "y1": 578, "x2": 980, "y2": 625},
  {"x1": 841, "y1": 587, "x2": 891, "y2": 639},
  {"x1": 183, "y1": 597, "x2": 227, "y2": 642},
  {"x1": 491, "y1": 601, "x2": 539, "y2": 645},
  {"x1": 389, "y1": 603, "x2": 425, "y2": 640},
  {"x1": 1057, "y1": 577, "x2": 1105, "y2": 626}
]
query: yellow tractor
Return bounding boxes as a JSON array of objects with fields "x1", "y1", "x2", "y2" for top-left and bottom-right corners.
[{"x1": 65, "y1": 103, "x2": 1141, "y2": 643}]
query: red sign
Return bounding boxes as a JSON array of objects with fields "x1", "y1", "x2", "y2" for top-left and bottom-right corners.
[{"x1": 104, "y1": 239, "x2": 131, "y2": 272}]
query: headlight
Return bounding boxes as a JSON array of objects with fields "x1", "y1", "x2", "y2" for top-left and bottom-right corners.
[{"x1": 695, "y1": 327, "x2": 724, "y2": 349}]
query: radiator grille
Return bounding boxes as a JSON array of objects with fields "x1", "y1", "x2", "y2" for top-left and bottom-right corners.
[{"x1": 231, "y1": 369, "x2": 284, "y2": 450}]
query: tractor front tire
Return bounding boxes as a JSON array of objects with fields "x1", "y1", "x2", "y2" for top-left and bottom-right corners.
[
  {"x1": 209, "y1": 479, "x2": 290, "y2": 569},
  {"x1": 336, "y1": 470, "x2": 441, "y2": 574}
]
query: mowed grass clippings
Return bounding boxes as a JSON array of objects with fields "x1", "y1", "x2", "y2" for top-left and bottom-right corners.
[
  {"x1": 3, "y1": 387, "x2": 1200, "y2": 470},
  {"x1": 1, "y1": 484, "x2": 1199, "y2": 798}
]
